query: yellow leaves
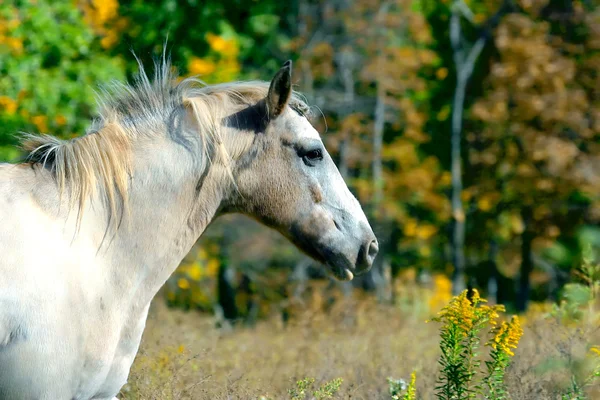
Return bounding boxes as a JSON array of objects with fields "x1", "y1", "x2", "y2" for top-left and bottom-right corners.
[
  {"x1": 187, "y1": 33, "x2": 241, "y2": 83},
  {"x1": 304, "y1": 42, "x2": 335, "y2": 79},
  {"x1": 477, "y1": 197, "x2": 491, "y2": 212},
  {"x1": 428, "y1": 274, "x2": 453, "y2": 312},
  {"x1": 408, "y1": 13, "x2": 433, "y2": 45},
  {"x1": 416, "y1": 224, "x2": 438, "y2": 240},
  {"x1": 436, "y1": 105, "x2": 450, "y2": 121},
  {"x1": 80, "y1": 0, "x2": 123, "y2": 49},
  {"x1": 436, "y1": 67, "x2": 448, "y2": 80},
  {"x1": 439, "y1": 172, "x2": 452, "y2": 187},
  {"x1": 402, "y1": 219, "x2": 441, "y2": 260},
  {"x1": 0, "y1": 37, "x2": 23, "y2": 54},
  {"x1": 207, "y1": 33, "x2": 239, "y2": 58},
  {"x1": 0, "y1": 14, "x2": 23, "y2": 54},
  {"x1": 535, "y1": 178, "x2": 554, "y2": 192},
  {"x1": 31, "y1": 115, "x2": 48, "y2": 132},
  {"x1": 188, "y1": 57, "x2": 217, "y2": 76},
  {"x1": 55, "y1": 115, "x2": 67, "y2": 126},
  {"x1": 510, "y1": 213, "x2": 524, "y2": 235},
  {"x1": 0, "y1": 96, "x2": 17, "y2": 115},
  {"x1": 0, "y1": 15, "x2": 24, "y2": 55},
  {"x1": 86, "y1": 0, "x2": 119, "y2": 24},
  {"x1": 419, "y1": 246, "x2": 431, "y2": 258},
  {"x1": 177, "y1": 344, "x2": 185, "y2": 354},
  {"x1": 404, "y1": 219, "x2": 418, "y2": 237},
  {"x1": 477, "y1": 192, "x2": 500, "y2": 212},
  {"x1": 383, "y1": 139, "x2": 418, "y2": 167}
]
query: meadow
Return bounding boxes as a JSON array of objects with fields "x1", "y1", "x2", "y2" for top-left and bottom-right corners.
[{"x1": 119, "y1": 274, "x2": 600, "y2": 400}]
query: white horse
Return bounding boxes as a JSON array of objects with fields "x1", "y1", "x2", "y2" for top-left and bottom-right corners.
[{"x1": 0, "y1": 58, "x2": 377, "y2": 399}]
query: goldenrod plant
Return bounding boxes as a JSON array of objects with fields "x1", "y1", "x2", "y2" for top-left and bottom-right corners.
[
  {"x1": 404, "y1": 372, "x2": 417, "y2": 400},
  {"x1": 432, "y1": 289, "x2": 520, "y2": 400},
  {"x1": 482, "y1": 316, "x2": 523, "y2": 399},
  {"x1": 388, "y1": 371, "x2": 417, "y2": 400}
]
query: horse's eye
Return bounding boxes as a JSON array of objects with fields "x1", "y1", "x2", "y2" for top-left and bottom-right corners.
[
  {"x1": 306, "y1": 149, "x2": 323, "y2": 161},
  {"x1": 301, "y1": 148, "x2": 323, "y2": 166}
]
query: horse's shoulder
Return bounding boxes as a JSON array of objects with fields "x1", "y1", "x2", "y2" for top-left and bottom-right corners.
[{"x1": 0, "y1": 306, "x2": 28, "y2": 349}]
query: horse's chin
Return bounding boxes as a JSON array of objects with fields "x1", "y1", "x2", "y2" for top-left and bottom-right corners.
[
  {"x1": 330, "y1": 264, "x2": 354, "y2": 281},
  {"x1": 325, "y1": 255, "x2": 356, "y2": 281},
  {"x1": 287, "y1": 230, "x2": 358, "y2": 281}
]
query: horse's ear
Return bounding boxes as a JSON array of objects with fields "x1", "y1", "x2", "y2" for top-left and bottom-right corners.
[{"x1": 266, "y1": 60, "x2": 292, "y2": 120}]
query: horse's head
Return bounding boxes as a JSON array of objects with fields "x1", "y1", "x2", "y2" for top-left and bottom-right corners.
[{"x1": 225, "y1": 61, "x2": 378, "y2": 280}]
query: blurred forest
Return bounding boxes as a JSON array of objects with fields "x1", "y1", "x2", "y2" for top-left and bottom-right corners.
[{"x1": 0, "y1": 0, "x2": 599, "y2": 320}]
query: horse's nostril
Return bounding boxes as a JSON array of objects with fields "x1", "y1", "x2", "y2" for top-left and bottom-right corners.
[
  {"x1": 368, "y1": 240, "x2": 379, "y2": 259},
  {"x1": 356, "y1": 239, "x2": 379, "y2": 273}
]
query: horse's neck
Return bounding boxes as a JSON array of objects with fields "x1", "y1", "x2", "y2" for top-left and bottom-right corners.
[{"x1": 100, "y1": 141, "x2": 225, "y2": 309}]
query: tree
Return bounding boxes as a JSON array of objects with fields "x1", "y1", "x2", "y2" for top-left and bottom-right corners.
[
  {"x1": 0, "y1": 0, "x2": 125, "y2": 161},
  {"x1": 468, "y1": 0, "x2": 600, "y2": 310}
]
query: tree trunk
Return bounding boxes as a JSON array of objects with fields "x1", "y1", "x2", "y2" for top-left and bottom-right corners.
[
  {"x1": 517, "y1": 206, "x2": 534, "y2": 312},
  {"x1": 372, "y1": 82, "x2": 385, "y2": 210},
  {"x1": 217, "y1": 256, "x2": 238, "y2": 323},
  {"x1": 449, "y1": 5, "x2": 486, "y2": 295},
  {"x1": 487, "y1": 239, "x2": 499, "y2": 304}
]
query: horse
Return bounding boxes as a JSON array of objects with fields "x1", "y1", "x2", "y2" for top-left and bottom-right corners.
[{"x1": 0, "y1": 57, "x2": 378, "y2": 399}]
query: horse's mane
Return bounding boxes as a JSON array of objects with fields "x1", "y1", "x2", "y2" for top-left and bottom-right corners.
[{"x1": 20, "y1": 56, "x2": 311, "y2": 230}]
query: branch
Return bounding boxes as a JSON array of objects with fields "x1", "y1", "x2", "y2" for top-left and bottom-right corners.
[
  {"x1": 476, "y1": 0, "x2": 518, "y2": 41},
  {"x1": 450, "y1": 10, "x2": 465, "y2": 67},
  {"x1": 459, "y1": 36, "x2": 486, "y2": 80}
]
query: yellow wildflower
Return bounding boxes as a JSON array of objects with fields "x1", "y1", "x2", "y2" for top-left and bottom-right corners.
[
  {"x1": 186, "y1": 263, "x2": 203, "y2": 281},
  {"x1": 433, "y1": 289, "x2": 504, "y2": 336},
  {"x1": 489, "y1": 316, "x2": 523, "y2": 357},
  {"x1": 206, "y1": 258, "x2": 220, "y2": 277},
  {"x1": 0, "y1": 96, "x2": 17, "y2": 115},
  {"x1": 405, "y1": 371, "x2": 417, "y2": 400},
  {"x1": 177, "y1": 278, "x2": 190, "y2": 290}
]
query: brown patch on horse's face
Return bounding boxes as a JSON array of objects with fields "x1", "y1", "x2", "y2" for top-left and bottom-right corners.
[{"x1": 226, "y1": 106, "x2": 378, "y2": 280}]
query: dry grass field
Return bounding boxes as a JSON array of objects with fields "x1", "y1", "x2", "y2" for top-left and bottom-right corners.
[{"x1": 119, "y1": 286, "x2": 600, "y2": 400}]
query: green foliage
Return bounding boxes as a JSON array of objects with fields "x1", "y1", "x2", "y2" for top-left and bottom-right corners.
[
  {"x1": 560, "y1": 347, "x2": 600, "y2": 400},
  {"x1": 550, "y1": 245, "x2": 600, "y2": 325},
  {"x1": 388, "y1": 377, "x2": 409, "y2": 399},
  {"x1": 112, "y1": 0, "x2": 291, "y2": 78},
  {"x1": 288, "y1": 377, "x2": 343, "y2": 400},
  {"x1": 288, "y1": 378, "x2": 315, "y2": 400},
  {"x1": 481, "y1": 316, "x2": 523, "y2": 400},
  {"x1": 313, "y1": 378, "x2": 343, "y2": 400},
  {"x1": 388, "y1": 371, "x2": 417, "y2": 400},
  {"x1": 0, "y1": 0, "x2": 125, "y2": 161}
]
